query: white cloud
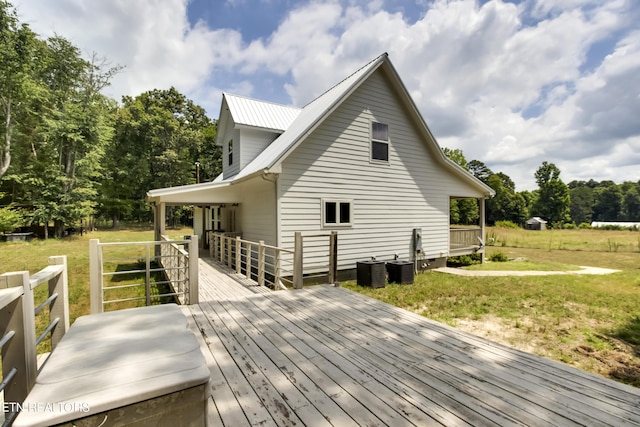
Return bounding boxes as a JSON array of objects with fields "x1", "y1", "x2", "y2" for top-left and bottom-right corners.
[{"x1": 11, "y1": 0, "x2": 640, "y2": 189}]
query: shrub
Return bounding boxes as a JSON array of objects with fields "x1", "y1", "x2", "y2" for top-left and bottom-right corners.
[
  {"x1": 494, "y1": 220, "x2": 520, "y2": 229},
  {"x1": 447, "y1": 254, "x2": 482, "y2": 267},
  {"x1": 562, "y1": 222, "x2": 577, "y2": 230},
  {"x1": 489, "y1": 251, "x2": 509, "y2": 262},
  {"x1": 0, "y1": 207, "x2": 24, "y2": 233},
  {"x1": 578, "y1": 222, "x2": 592, "y2": 229}
]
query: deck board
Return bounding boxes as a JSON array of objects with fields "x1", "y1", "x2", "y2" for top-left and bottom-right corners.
[{"x1": 187, "y1": 260, "x2": 640, "y2": 426}]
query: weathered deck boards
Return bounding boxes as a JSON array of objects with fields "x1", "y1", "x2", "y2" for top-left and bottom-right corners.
[
  {"x1": 188, "y1": 262, "x2": 640, "y2": 426},
  {"x1": 199, "y1": 257, "x2": 272, "y2": 300}
]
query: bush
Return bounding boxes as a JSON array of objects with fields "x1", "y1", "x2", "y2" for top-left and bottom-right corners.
[
  {"x1": 447, "y1": 254, "x2": 482, "y2": 267},
  {"x1": 0, "y1": 207, "x2": 24, "y2": 233},
  {"x1": 563, "y1": 222, "x2": 577, "y2": 230},
  {"x1": 489, "y1": 251, "x2": 509, "y2": 262},
  {"x1": 578, "y1": 222, "x2": 592, "y2": 229},
  {"x1": 494, "y1": 220, "x2": 520, "y2": 229}
]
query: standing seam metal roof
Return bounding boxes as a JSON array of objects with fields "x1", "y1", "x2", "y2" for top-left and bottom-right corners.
[
  {"x1": 224, "y1": 94, "x2": 301, "y2": 132},
  {"x1": 233, "y1": 54, "x2": 388, "y2": 180}
]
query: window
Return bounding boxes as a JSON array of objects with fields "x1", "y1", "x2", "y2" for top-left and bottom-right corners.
[
  {"x1": 228, "y1": 140, "x2": 233, "y2": 166},
  {"x1": 371, "y1": 121, "x2": 389, "y2": 162},
  {"x1": 323, "y1": 199, "x2": 352, "y2": 227}
]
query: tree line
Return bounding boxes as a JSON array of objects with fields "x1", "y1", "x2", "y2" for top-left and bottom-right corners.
[
  {"x1": 444, "y1": 148, "x2": 640, "y2": 228},
  {"x1": 0, "y1": 1, "x2": 220, "y2": 236}
]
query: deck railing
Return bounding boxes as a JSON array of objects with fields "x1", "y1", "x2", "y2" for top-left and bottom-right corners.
[
  {"x1": 0, "y1": 256, "x2": 69, "y2": 425},
  {"x1": 89, "y1": 237, "x2": 198, "y2": 314},
  {"x1": 450, "y1": 228, "x2": 483, "y2": 250},
  {"x1": 209, "y1": 231, "x2": 338, "y2": 289}
]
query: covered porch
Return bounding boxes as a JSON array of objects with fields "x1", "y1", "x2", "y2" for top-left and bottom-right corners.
[{"x1": 448, "y1": 196, "x2": 487, "y2": 258}]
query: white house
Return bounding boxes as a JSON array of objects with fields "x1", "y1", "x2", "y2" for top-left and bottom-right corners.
[{"x1": 147, "y1": 53, "x2": 494, "y2": 275}]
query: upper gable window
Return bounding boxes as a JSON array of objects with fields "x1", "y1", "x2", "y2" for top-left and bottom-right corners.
[
  {"x1": 371, "y1": 122, "x2": 389, "y2": 162},
  {"x1": 228, "y1": 140, "x2": 233, "y2": 166}
]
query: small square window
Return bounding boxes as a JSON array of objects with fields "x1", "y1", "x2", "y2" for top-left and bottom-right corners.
[{"x1": 323, "y1": 199, "x2": 352, "y2": 227}]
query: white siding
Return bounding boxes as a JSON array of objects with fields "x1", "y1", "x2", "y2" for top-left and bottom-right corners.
[
  {"x1": 233, "y1": 178, "x2": 277, "y2": 245},
  {"x1": 223, "y1": 129, "x2": 240, "y2": 179},
  {"x1": 279, "y1": 69, "x2": 483, "y2": 269},
  {"x1": 239, "y1": 128, "x2": 279, "y2": 171}
]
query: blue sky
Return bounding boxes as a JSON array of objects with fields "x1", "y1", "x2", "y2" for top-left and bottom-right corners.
[{"x1": 13, "y1": 0, "x2": 640, "y2": 190}]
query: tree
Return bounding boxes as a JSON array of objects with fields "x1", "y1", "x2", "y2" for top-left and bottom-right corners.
[
  {"x1": 467, "y1": 160, "x2": 493, "y2": 184},
  {"x1": 592, "y1": 184, "x2": 623, "y2": 221},
  {"x1": 442, "y1": 147, "x2": 479, "y2": 225},
  {"x1": 485, "y1": 173, "x2": 527, "y2": 225},
  {"x1": 0, "y1": 1, "x2": 39, "y2": 178},
  {"x1": 622, "y1": 185, "x2": 640, "y2": 221},
  {"x1": 533, "y1": 161, "x2": 570, "y2": 226},
  {"x1": 569, "y1": 185, "x2": 594, "y2": 225},
  {"x1": 101, "y1": 87, "x2": 219, "y2": 224}
]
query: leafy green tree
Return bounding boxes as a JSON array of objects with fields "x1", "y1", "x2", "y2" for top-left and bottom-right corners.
[
  {"x1": 592, "y1": 184, "x2": 623, "y2": 221},
  {"x1": 622, "y1": 185, "x2": 640, "y2": 221},
  {"x1": 485, "y1": 173, "x2": 528, "y2": 225},
  {"x1": 533, "y1": 161, "x2": 570, "y2": 226},
  {"x1": 442, "y1": 147, "x2": 479, "y2": 225},
  {"x1": 0, "y1": 1, "x2": 40, "y2": 178},
  {"x1": 467, "y1": 160, "x2": 493, "y2": 184},
  {"x1": 102, "y1": 87, "x2": 219, "y2": 224},
  {"x1": 569, "y1": 185, "x2": 594, "y2": 225}
]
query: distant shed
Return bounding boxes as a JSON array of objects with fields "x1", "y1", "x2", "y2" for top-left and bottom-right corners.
[{"x1": 525, "y1": 217, "x2": 547, "y2": 230}]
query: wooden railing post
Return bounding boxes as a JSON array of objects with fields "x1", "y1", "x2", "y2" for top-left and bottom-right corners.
[
  {"x1": 329, "y1": 231, "x2": 338, "y2": 285},
  {"x1": 0, "y1": 271, "x2": 36, "y2": 405},
  {"x1": 274, "y1": 248, "x2": 283, "y2": 290},
  {"x1": 226, "y1": 236, "x2": 233, "y2": 269},
  {"x1": 245, "y1": 243, "x2": 252, "y2": 280},
  {"x1": 188, "y1": 235, "x2": 199, "y2": 305},
  {"x1": 89, "y1": 239, "x2": 103, "y2": 314},
  {"x1": 47, "y1": 256, "x2": 69, "y2": 350},
  {"x1": 258, "y1": 241, "x2": 265, "y2": 287},
  {"x1": 209, "y1": 231, "x2": 214, "y2": 258},
  {"x1": 145, "y1": 244, "x2": 152, "y2": 306},
  {"x1": 235, "y1": 237, "x2": 242, "y2": 274},
  {"x1": 293, "y1": 232, "x2": 303, "y2": 289}
]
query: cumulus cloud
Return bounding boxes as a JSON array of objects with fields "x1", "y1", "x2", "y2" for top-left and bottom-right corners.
[{"x1": 12, "y1": 0, "x2": 640, "y2": 189}]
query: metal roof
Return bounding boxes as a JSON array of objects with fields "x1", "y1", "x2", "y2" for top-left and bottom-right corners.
[
  {"x1": 148, "y1": 53, "x2": 495, "y2": 200},
  {"x1": 234, "y1": 54, "x2": 388, "y2": 180},
  {"x1": 224, "y1": 94, "x2": 301, "y2": 132}
]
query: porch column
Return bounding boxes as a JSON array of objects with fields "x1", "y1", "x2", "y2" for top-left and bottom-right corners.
[
  {"x1": 480, "y1": 198, "x2": 486, "y2": 264},
  {"x1": 154, "y1": 202, "x2": 166, "y2": 256}
]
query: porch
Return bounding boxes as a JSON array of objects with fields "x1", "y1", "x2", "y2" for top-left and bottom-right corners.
[{"x1": 187, "y1": 259, "x2": 640, "y2": 426}]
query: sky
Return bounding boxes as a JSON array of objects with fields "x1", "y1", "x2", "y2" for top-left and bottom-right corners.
[{"x1": 11, "y1": 0, "x2": 640, "y2": 191}]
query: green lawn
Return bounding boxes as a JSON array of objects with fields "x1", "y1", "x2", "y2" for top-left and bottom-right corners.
[
  {"x1": 343, "y1": 227, "x2": 640, "y2": 387},
  {"x1": 3, "y1": 225, "x2": 639, "y2": 386}
]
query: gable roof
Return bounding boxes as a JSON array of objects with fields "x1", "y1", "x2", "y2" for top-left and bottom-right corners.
[
  {"x1": 233, "y1": 54, "x2": 387, "y2": 180},
  {"x1": 149, "y1": 53, "x2": 494, "y2": 201},
  {"x1": 224, "y1": 94, "x2": 301, "y2": 132}
]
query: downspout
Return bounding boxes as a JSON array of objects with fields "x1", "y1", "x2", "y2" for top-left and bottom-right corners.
[{"x1": 261, "y1": 172, "x2": 280, "y2": 247}]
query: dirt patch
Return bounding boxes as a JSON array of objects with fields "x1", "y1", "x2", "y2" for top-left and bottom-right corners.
[{"x1": 448, "y1": 314, "x2": 640, "y2": 387}]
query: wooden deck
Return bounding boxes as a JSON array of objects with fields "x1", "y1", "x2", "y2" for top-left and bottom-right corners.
[{"x1": 183, "y1": 258, "x2": 640, "y2": 426}]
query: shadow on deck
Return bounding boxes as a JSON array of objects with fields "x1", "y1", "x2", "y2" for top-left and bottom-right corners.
[{"x1": 189, "y1": 258, "x2": 640, "y2": 426}]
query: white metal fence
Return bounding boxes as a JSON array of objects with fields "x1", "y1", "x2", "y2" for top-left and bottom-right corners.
[
  {"x1": 0, "y1": 256, "x2": 69, "y2": 425},
  {"x1": 89, "y1": 237, "x2": 199, "y2": 314}
]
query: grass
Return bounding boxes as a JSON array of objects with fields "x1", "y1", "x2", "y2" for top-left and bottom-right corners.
[
  {"x1": 343, "y1": 227, "x2": 640, "y2": 387},
  {"x1": 464, "y1": 259, "x2": 581, "y2": 271},
  {"x1": 0, "y1": 225, "x2": 192, "y2": 352},
  {"x1": 3, "y1": 225, "x2": 640, "y2": 386}
]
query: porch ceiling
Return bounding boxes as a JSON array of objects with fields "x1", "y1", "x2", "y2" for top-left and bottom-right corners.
[{"x1": 146, "y1": 181, "x2": 239, "y2": 205}]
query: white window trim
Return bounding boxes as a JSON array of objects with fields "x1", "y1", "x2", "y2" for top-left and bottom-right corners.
[
  {"x1": 370, "y1": 120, "x2": 390, "y2": 164},
  {"x1": 322, "y1": 198, "x2": 353, "y2": 228},
  {"x1": 228, "y1": 139, "x2": 234, "y2": 166}
]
